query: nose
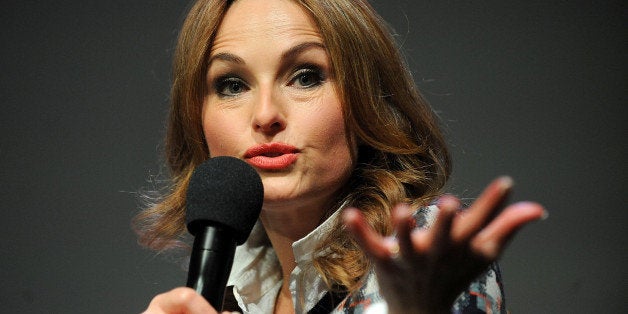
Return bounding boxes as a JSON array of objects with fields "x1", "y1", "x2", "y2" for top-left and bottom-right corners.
[{"x1": 252, "y1": 88, "x2": 286, "y2": 134}]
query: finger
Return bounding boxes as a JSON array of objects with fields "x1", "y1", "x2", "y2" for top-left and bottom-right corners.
[
  {"x1": 343, "y1": 207, "x2": 391, "y2": 260},
  {"x1": 452, "y1": 176, "x2": 513, "y2": 241},
  {"x1": 145, "y1": 287, "x2": 217, "y2": 314},
  {"x1": 408, "y1": 196, "x2": 458, "y2": 256},
  {"x1": 422, "y1": 196, "x2": 459, "y2": 252},
  {"x1": 392, "y1": 203, "x2": 416, "y2": 258},
  {"x1": 471, "y1": 201, "x2": 546, "y2": 259}
]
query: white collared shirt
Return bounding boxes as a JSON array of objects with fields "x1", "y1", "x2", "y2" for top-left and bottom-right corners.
[{"x1": 227, "y1": 208, "x2": 343, "y2": 313}]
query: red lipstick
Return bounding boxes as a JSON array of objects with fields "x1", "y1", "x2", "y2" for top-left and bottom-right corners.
[{"x1": 244, "y1": 143, "x2": 299, "y2": 170}]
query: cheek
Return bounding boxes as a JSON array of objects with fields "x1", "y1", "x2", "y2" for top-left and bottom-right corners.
[
  {"x1": 309, "y1": 98, "x2": 354, "y2": 168},
  {"x1": 320, "y1": 98, "x2": 349, "y2": 145},
  {"x1": 202, "y1": 107, "x2": 237, "y2": 156}
]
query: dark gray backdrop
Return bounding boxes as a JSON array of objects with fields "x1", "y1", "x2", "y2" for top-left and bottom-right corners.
[{"x1": 1, "y1": 1, "x2": 625, "y2": 313}]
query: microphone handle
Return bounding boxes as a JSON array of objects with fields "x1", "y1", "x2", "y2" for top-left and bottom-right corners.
[{"x1": 186, "y1": 225, "x2": 236, "y2": 311}]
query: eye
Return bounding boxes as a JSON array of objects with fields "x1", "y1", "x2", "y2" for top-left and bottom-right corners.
[
  {"x1": 290, "y1": 66, "x2": 325, "y2": 88},
  {"x1": 214, "y1": 77, "x2": 248, "y2": 97}
]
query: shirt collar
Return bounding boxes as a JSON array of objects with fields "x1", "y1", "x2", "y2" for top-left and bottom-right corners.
[
  {"x1": 227, "y1": 205, "x2": 344, "y2": 313},
  {"x1": 292, "y1": 207, "x2": 342, "y2": 264}
]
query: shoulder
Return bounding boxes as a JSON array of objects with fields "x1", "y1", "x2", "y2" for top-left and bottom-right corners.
[
  {"x1": 331, "y1": 269, "x2": 383, "y2": 313},
  {"x1": 453, "y1": 262, "x2": 507, "y2": 313}
]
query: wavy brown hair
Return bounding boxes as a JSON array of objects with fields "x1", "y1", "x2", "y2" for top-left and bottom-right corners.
[{"x1": 134, "y1": 0, "x2": 451, "y2": 294}]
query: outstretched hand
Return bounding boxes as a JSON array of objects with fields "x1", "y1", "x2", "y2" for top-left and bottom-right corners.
[{"x1": 343, "y1": 176, "x2": 546, "y2": 314}]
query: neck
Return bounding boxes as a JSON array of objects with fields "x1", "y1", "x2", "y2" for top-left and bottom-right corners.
[
  {"x1": 260, "y1": 200, "x2": 330, "y2": 302},
  {"x1": 261, "y1": 205, "x2": 325, "y2": 279}
]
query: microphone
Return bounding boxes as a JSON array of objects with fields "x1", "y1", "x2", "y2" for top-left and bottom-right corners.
[{"x1": 185, "y1": 156, "x2": 263, "y2": 310}]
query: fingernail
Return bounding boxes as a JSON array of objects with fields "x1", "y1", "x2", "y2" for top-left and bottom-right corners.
[
  {"x1": 342, "y1": 207, "x2": 357, "y2": 219},
  {"x1": 384, "y1": 237, "x2": 400, "y2": 258},
  {"x1": 437, "y1": 195, "x2": 460, "y2": 211},
  {"x1": 498, "y1": 176, "x2": 514, "y2": 190},
  {"x1": 540, "y1": 210, "x2": 549, "y2": 220},
  {"x1": 393, "y1": 203, "x2": 411, "y2": 218}
]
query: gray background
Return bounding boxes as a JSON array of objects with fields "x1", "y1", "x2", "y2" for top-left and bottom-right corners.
[{"x1": 1, "y1": 0, "x2": 625, "y2": 313}]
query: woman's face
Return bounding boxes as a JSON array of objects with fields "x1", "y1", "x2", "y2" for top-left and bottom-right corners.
[{"x1": 202, "y1": 0, "x2": 355, "y2": 213}]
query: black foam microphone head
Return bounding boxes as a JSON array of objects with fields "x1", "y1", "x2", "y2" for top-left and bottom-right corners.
[{"x1": 185, "y1": 156, "x2": 264, "y2": 245}]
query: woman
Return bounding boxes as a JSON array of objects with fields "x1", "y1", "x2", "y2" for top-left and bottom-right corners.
[{"x1": 136, "y1": 0, "x2": 546, "y2": 313}]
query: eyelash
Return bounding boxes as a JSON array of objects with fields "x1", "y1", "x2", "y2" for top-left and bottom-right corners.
[
  {"x1": 211, "y1": 65, "x2": 326, "y2": 97},
  {"x1": 213, "y1": 76, "x2": 248, "y2": 97},
  {"x1": 289, "y1": 65, "x2": 326, "y2": 88}
]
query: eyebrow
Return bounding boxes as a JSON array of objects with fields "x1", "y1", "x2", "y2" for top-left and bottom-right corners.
[
  {"x1": 281, "y1": 41, "x2": 326, "y2": 62},
  {"x1": 208, "y1": 41, "x2": 326, "y2": 66},
  {"x1": 208, "y1": 52, "x2": 245, "y2": 65}
]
